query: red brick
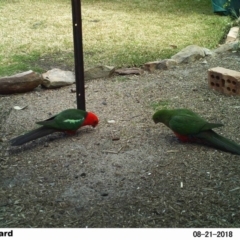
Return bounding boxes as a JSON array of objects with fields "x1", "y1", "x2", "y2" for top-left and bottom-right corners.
[{"x1": 208, "y1": 67, "x2": 240, "y2": 95}]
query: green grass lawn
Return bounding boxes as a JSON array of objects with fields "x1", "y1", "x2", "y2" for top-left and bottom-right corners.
[{"x1": 0, "y1": 0, "x2": 231, "y2": 76}]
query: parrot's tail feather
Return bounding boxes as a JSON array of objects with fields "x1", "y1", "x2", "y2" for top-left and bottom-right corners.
[
  {"x1": 10, "y1": 126, "x2": 57, "y2": 146},
  {"x1": 196, "y1": 130, "x2": 240, "y2": 155}
]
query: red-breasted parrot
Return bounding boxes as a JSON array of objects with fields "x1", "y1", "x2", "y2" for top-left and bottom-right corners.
[
  {"x1": 10, "y1": 109, "x2": 99, "y2": 146},
  {"x1": 152, "y1": 108, "x2": 240, "y2": 155}
]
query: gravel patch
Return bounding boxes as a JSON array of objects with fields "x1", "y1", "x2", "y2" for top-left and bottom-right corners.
[{"x1": 1, "y1": 52, "x2": 240, "y2": 227}]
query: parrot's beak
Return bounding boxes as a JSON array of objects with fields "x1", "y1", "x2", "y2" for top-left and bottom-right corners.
[
  {"x1": 153, "y1": 118, "x2": 158, "y2": 124},
  {"x1": 92, "y1": 120, "x2": 99, "y2": 128}
]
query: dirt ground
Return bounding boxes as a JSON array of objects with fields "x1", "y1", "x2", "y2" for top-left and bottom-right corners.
[{"x1": 1, "y1": 51, "x2": 240, "y2": 228}]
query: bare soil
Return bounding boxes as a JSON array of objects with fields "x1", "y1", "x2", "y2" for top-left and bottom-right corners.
[{"x1": 1, "y1": 51, "x2": 240, "y2": 228}]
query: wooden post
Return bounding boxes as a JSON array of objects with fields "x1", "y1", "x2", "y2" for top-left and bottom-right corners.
[{"x1": 71, "y1": 0, "x2": 86, "y2": 110}]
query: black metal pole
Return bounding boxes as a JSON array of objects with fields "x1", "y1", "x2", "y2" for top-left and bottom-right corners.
[{"x1": 71, "y1": 0, "x2": 86, "y2": 110}]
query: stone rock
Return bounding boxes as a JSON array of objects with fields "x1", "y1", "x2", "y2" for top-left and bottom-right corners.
[
  {"x1": 115, "y1": 67, "x2": 144, "y2": 75},
  {"x1": 171, "y1": 45, "x2": 206, "y2": 64},
  {"x1": 143, "y1": 61, "x2": 159, "y2": 72},
  {"x1": 41, "y1": 68, "x2": 75, "y2": 89},
  {"x1": 0, "y1": 70, "x2": 42, "y2": 94},
  {"x1": 214, "y1": 41, "x2": 239, "y2": 54},
  {"x1": 84, "y1": 65, "x2": 115, "y2": 80},
  {"x1": 143, "y1": 59, "x2": 177, "y2": 72},
  {"x1": 200, "y1": 60, "x2": 208, "y2": 65},
  {"x1": 226, "y1": 27, "x2": 239, "y2": 43},
  {"x1": 203, "y1": 48, "x2": 213, "y2": 56},
  {"x1": 157, "y1": 59, "x2": 177, "y2": 70}
]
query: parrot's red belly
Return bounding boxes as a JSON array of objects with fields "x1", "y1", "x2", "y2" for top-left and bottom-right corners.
[
  {"x1": 65, "y1": 130, "x2": 77, "y2": 135},
  {"x1": 173, "y1": 132, "x2": 196, "y2": 143}
]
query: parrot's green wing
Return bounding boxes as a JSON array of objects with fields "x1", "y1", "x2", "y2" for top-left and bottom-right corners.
[
  {"x1": 153, "y1": 108, "x2": 240, "y2": 155},
  {"x1": 169, "y1": 114, "x2": 223, "y2": 135},
  {"x1": 36, "y1": 109, "x2": 87, "y2": 131}
]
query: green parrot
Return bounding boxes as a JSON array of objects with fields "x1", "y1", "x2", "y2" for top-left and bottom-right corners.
[
  {"x1": 152, "y1": 108, "x2": 240, "y2": 155},
  {"x1": 10, "y1": 109, "x2": 99, "y2": 146}
]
